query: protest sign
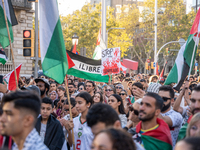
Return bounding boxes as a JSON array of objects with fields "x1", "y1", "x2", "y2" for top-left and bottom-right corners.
[{"x1": 101, "y1": 47, "x2": 121, "y2": 75}]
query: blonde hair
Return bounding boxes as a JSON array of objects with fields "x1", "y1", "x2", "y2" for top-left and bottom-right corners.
[{"x1": 186, "y1": 113, "x2": 200, "y2": 137}]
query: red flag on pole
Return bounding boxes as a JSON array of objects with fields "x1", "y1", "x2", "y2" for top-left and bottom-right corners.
[{"x1": 72, "y1": 41, "x2": 77, "y2": 54}]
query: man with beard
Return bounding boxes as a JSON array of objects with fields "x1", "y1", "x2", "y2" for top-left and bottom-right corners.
[
  {"x1": 178, "y1": 85, "x2": 200, "y2": 141},
  {"x1": 133, "y1": 92, "x2": 173, "y2": 150},
  {"x1": 68, "y1": 83, "x2": 75, "y2": 96},
  {"x1": 35, "y1": 78, "x2": 50, "y2": 99},
  {"x1": 158, "y1": 85, "x2": 183, "y2": 148}
]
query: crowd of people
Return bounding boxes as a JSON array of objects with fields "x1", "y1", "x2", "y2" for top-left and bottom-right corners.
[{"x1": 0, "y1": 72, "x2": 200, "y2": 150}]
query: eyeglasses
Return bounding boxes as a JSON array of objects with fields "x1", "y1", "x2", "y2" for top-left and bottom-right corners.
[
  {"x1": 119, "y1": 93, "x2": 126, "y2": 96},
  {"x1": 105, "y1": 89, "x2": 113, "y2": 92},
  {"x1": 128, "y1": 106, "x2": 139, "y2": 116},
  {"x1": 116, "y1": 87, "x2": 122, "y2": 89},
  {"x1": 161, "y1": 97, "x2": 171, "y2": 102}
]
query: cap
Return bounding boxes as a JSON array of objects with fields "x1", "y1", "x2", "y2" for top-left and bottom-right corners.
[
  {"x1": 35, "y1": 78, "x2": 50, "y2": 91},
  {"x1": 21, "y1": 85, "x2": 41, "y2": 96},
  {"x1": 147, "y1": 83, "x2": 162, "y2": 94}
]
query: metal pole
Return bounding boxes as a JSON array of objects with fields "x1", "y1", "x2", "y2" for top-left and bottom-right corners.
[
  {"x1": 34, "y1": 2, "x2": 39, "y2": 78},
  {"x1": 154, "y1": 0, "x2": 157, "y2": 75},
  {"x1": 101, "y1": 0, "x2": 106, "y2": 44},
  {"x1": 196, "y1": 0, "x2": 198, "y2": 12}
]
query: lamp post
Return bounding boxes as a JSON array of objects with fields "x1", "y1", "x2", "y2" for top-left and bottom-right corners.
[
  {"x1": 154, "y1": 0, "x2": 158, "y2": 75},
  {"x1": 106, "y1": 27, "x2": 125, "y2": 48}
]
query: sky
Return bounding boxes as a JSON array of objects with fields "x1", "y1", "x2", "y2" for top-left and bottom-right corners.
[{"x1": 57, "y1": 0, "x2": 90, "y2": 16}]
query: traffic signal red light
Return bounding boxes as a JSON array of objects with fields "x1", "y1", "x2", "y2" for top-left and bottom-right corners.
[{"x1": 23, "y1": 30, "x2": 34, "y2": 57}]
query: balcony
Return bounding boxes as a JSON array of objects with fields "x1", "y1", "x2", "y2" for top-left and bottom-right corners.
[
  {"x1": 0, "y1": 63, "x2": 13, "y2": 75},
  {"x1": 11, "y1": 0, "x2": 32, "y2": 10}
]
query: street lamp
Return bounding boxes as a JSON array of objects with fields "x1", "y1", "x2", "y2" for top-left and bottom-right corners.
[
  {"x1": 106, "y1": 27, "x2": 125, "y2": 48},
  {"x1": 72, "y1": 33, "x2": 79, "y2": 45}
]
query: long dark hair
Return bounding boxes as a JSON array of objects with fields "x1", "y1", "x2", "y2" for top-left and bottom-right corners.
[
  {"x1": 111, "y1": 94, "x2": 126, "y2": 114},
  {"x1": 93, "y1": 92, "x2": 103, "y2": 103},
  {"x1": 76, "y1": 92, "x2": 93, "y2": 107}
]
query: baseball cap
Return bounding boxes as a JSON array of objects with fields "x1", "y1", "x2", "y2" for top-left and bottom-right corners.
[
  {"x1": 21, "y1": 85, "x2": 41, "y2": 96},
  {"x1": 35, "y1": 78, "x2": 50, "y2": 92}
]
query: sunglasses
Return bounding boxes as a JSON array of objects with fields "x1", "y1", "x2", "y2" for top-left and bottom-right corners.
[
  {"x1": 61, "y1": 100, "x2": 65, "y2": 103},
  {"x1": 79, "y1": 88, "x2": 83, "y2": 90},
  {"x1": 162, "y1": 97, "x2": 171, "y2": 102},
  {"x1": 105, "y1": 89, "x2": 113, "y2": 92},
  {"x1": 116, "y1": 87, "x2": 122, "y2": 89},
  {"x1": 119, "y1": 93, "x2": 126, "y2": 96},
  {"x1": 128, "y1": 106, "x2": 139, "y2": 116}
]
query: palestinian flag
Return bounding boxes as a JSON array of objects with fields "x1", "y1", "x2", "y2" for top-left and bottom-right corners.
[
  {"x1": 0, "y1": 48, "x2": 8, "y2": 64},
  {"x1": 159, "y1": 61, "x2": 168, "y2": 80},
  {"x1": 39, "y1": 0, "x2": 73, "y2": 84},
  {"x1": 92, "y1": 28, "x2": 106, "y2": 60},
  {"x1": 164, "y1": 9, "x2": 200, "y2": 90},
  {"x1": 3, "y1": 63, "x2": 22, "y2": 91},
  {"x1": 135, "y1": 118, "x2": 173, "y2": 150},
  {"x1": 0, "y1": 0, "x2": 18, "y2": 48},
  {"x1": 177, "y1": 115, "x2": 193, "y2": 141},
  {"x1": 67, "y1": 50, "x2": 109, "y2": 83}
]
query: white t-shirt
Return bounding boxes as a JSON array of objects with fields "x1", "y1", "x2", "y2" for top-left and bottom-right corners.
[
  {"x1": 72, "y1": 115, "x2": 94, "y2": 150},
  {"x1": 161, "y1": 109, "x2": 183, "y2": 148},
  {"x1": 40, "y1": 123, "x2": 47, "y2": 142}
]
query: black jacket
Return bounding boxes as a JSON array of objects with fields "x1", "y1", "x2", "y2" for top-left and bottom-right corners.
[{"x1": 35, "y1": 114, "x2": 65, "y2": 150}]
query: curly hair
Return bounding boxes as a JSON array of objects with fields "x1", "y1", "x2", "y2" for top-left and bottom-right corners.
[{"x1": 96, "y1": 128, "x2": 136, "y2": 150}]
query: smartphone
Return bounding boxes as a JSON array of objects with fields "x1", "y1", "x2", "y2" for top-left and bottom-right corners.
[{"x1": 0, "y1": 75, "x2": 3, "y2": 84}]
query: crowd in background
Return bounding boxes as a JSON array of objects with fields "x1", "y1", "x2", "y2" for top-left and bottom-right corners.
[{"x1": 0, "y1": 72, "x2": 200, "y2": 150}]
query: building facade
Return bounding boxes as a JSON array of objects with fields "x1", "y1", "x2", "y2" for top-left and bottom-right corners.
[{"x1": 0, "y1": 0, "x2": 34, "y2": 76}]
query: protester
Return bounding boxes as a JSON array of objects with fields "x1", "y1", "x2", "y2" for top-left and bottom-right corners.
[
  {"x1": 91, "y1": 128, "x2": 136, "y2": 150},
  {"x1": 131, "y1": 82, "x2": 144, "y2": 103},
  {"x1": 57, "y1": 86, "x2": 66, "y2": 101},
  {"x1": 35, "y1": 78, "x2": 50, "y2": 99},
  {"x1": 186, "y1": 112, "x2": 200, "y2": 137},
  {"x1": 120, "y1": 89, "x2": 129, "y2": 114},
  {"x1": 35, "y1": 97, "x2": 65, "y2": 150},
  {"x1": 0, "y1": 91, "x2": 48, "y2": 150},
  {"x1": 50, "y1": 82, "x2": 57, "y2": 93},
  {"x1": 115, "y1": 83, "x2": 124, "y2": 95},
  {"x1": 178, "y1": 85, "x2": 200, "y2": 141},
  {"x1": 133, "y1": 92, "x2": 173, "y2": 150},
  {"x1": 67, "y1": 92, "x2": 93, "y2": 150},
  {"x1": 105, "y1": 85, "x2": 116, "y2": 98},
  {"x1": 93, "y1": 92, "x2": 103, "y2": 104},
  {"x1": 49, "y1": 90, "x2": 58, "y2": 101},
  {"x1": 175, "y1": 137, "x2": 200, "y2": 150},
  {"x1": 108, "y1": 94, "x2": 127, "y2": 128},
  {"x1": 77, "y1": 82, "x2": 85, "y2": 93},
  {"x1": 85, "y1": 81, "x2": 95, "y2": 96},
  {"x1": 158, "y1": 85, "x2": 183, "y2": 147},
  {"x1": 68, "y1": 83, "x2": 75, "y2": 96},
  {"x1": 86, "y1": 103, "x2": 144, "y2": 150}
]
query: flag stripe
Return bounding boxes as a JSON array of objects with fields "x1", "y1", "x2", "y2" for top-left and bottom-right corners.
[
  {"x1": 142, "y1": 135, "x2": 173, "y2": 150},
  {"x1": 7, "y1": 0, "x2": 18, "y2": 26},
  {"x1": 42, "y1": 19, "x2": 69, "y2": 84},
  {"x1": 39, "y1": 0, "x2": 59, "y2": 62},
  {"x1": 68, "y1": 51, "x2": 102, "y2": 65}
]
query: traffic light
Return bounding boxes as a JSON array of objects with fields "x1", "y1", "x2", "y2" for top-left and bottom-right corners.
[
  {"x1": 23, "y1": 30, "x2": 34, "y2": 57},
  {"x1": 145, "y1": 62, "x2": 148, "y2": 69},
  {"x1": 151, "y1": 62, "x2": 154, "y2": 69},
  {"x1": 27, "y1": 0, "x2": 38, "y2": 2}
]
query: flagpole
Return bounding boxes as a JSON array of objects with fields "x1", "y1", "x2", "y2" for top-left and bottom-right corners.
[
  {"x1": 187, "y1": 34, "x2": 199, "y2": 80},
  {"x1": 2, "y1": 0, "x2": 18, "y2": 89},
  {"x1": 65, "y1": 76, "x2": 75, "y2": 150}
]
